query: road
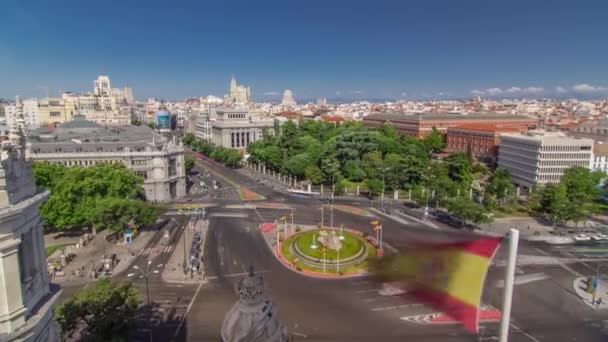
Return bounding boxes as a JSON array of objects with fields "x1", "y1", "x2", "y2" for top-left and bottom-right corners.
[{"x1": 57, "y1": 157, "x2": 608, "y2": 341}]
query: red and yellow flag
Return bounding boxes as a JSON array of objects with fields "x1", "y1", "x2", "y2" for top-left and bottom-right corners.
[{"x1": 371, "y1": 237, "x2": 502, "y2": 333}]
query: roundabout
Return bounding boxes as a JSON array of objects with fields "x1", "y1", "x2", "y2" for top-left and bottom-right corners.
[{"x1": 280, "y1": 227, "x2": 377, "y2": 276}]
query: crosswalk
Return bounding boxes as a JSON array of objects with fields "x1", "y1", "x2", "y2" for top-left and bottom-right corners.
[{"x1": 138, "y1": 245, "x2": 175, "y2": 256}]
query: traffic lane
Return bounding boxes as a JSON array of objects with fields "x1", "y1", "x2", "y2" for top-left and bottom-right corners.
[
  {"x1": 485, "y1": 264, "x2": 608, "y2": 342},
  {"x1": 195, "y1": 216, "x2": 480, "y2": 342}
]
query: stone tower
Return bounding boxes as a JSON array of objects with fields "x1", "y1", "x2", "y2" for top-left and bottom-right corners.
[
  {"x1": 221, "y1": 266, "x2": 288, "y2": 342},
  {"x1": 0, "y1": 97, "x2": 59, "y2": 341}
]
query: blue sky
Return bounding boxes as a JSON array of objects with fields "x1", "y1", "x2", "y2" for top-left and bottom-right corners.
[{"x1": 1, "y1": 0, "x2": 607, "y2": 101}]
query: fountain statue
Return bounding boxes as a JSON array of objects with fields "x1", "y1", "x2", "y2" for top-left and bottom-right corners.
[{"x1": 317, "y1": 230, "x2": 342, "y2": 251}]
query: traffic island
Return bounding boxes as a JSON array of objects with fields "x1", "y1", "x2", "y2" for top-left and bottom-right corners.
[{"x1": 276, "y1": 227, "x2": 377, "y2": 278}]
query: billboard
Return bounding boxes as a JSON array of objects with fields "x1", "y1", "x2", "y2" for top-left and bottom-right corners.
[{"x1": 155, "y1": 110, "x2": 171, "y2": 132}]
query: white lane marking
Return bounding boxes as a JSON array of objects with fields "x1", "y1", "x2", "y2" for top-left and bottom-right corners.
[
  {"x1": 372, "y1": 303, "x2": 424, "y2": 311},
  {"x1": 495, "y1": 272, "x2": 549, "y2": 288},
  {"x1": 171, "y1": 280, "x2": 204, "y2": 341},
  {"x1": 511, "y1": 323, "x2": 541, "y2": 342},
  {"x1": 292, "y1": 332, "x2": 308, "y2": 338},
  {"x1": 206, "y1": 270, "x2": 271, "y2": 280},
  {"x1": 535, "y1": 247, "x2": 583, "y2": 277},
  {"x1": 254, "y1": 208, "x2": 264, "y2": 221}
]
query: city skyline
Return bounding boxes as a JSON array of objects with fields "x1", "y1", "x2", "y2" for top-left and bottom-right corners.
[{"x1": 2, "y1": 0, "x2": 607, "y2": 100}]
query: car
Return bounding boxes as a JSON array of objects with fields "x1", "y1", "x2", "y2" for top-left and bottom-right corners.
[{"x1": 574, "y1": 234, "x2": 592, "y2": 242}]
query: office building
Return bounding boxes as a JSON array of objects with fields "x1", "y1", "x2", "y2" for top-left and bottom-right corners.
[
  {"x1": 0, "y1": 98, "x2": 60, "y2": 341},
  {"x1": 28, "y1": 115, "x2": 186, "y2": 203},
  {"x1": 497, "y1": 131, "x2": 594, "y2": 189},
  {"x1": 362, "y1": 112, "x2": 537, "y2": 138},
  {"x1": 211, "y1": 108, "x2": 273, "y2": 149}
]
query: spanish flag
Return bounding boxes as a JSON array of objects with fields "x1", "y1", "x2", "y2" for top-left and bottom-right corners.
[{"x1": 371, "y1": 237, "x2": 503, "y2": 333}]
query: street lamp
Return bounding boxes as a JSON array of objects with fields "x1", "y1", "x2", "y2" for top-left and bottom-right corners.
[{"x1": 128, "y1": 260, "x2": 163, "y2": 306}]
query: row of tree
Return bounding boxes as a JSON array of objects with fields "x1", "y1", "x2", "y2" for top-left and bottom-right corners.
[
  {"x1": 34, "y1": 162, "x2": 160, "y2": 232},
  {"x1": 182, "y1": 133, "x2": 243, "y2": 167}
]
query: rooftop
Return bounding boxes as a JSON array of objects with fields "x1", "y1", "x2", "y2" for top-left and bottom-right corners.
[
  {"x1": 364, "y1": 112, "x2": 536, "y2": 122},
  {"x1": 448, "y1": 123, "x2": 523, "y2": 133}
]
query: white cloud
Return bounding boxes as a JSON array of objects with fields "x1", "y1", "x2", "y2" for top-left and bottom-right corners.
[
  {"x1": 486, "y1": 88, "x2": 503, "y2": 95},
  {"x1": 523, "y1": 86, "x2": 544, "y2": 93},
  {"x1": 505, "y1": 87, "x2": 521, "y2": 93},
  {"x1": 572, "y1": 83, "x2": 608, "y2": 92},
  {"x1": 400, "y1": 92, "x2": 407, "y2": 97},
  {"x1": 335, "y1": 90, "x2": 342, "y2": 96},
  {"x1": 263, "y1": 91, "x2": 279, "y2": 96},
  {"x1": 555, "y1": 86, "x2": 567, "y2": 93},
  {"x1": 350, "y1": 90, "x2": 364, "y2": 94},
  {"x1": 470, "y1": 89, "x2": 485, "y2": 95}
]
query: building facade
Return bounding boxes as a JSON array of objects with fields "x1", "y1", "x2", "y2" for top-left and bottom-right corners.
[
  {"x1": 0, "y1": 98, "x2": 60, "y2": 341},
  {"x1": 37, "y1": 96, "x2": 77, "y2": 127},
  {"x1": 4, "y1": 98, "x2": 39, "y2": 130},
  {"x1": 211, "y1": 108, "x2": 274, "y2": 149},
  {"x1": 591, "y1": 142, "x2": 608, "y2": 173},
  {"x1": 497, "y1": 131, "x2": 594, "y2": 189},
  {"x1": 446, "y1": 124, "x2": 524, "y2": 160},
  {"x1": 28, "y1": 115, "x2": 186, "y2": 203},
  {"x1": 281, "y1": 89, "x2": 296, "y2": 107},
  {"x1": 362, "y1": 113, "x2": 537, "y2": 138},
  {"x1": 229, "y1": 77, "x2": 251, "y2": 105}
]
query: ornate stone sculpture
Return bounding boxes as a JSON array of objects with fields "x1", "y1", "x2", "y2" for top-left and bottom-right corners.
[{"x1": 221, "y1": 266, "x2": 288, "y2": 342}]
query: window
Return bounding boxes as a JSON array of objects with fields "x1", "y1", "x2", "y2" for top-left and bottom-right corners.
[
  {"x1": 134, "y1": 171, "x2": 148, "y2": 179},
  {"x1": 50, "y1": 111, "x2": 61, "y2": 117}
]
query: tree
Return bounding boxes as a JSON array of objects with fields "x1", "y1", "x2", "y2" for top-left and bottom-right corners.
[
  {"x1": 223, "y1": 149, "x2": 243, "y2": 168},
  {"x1": 365, "y1": 178, "x2": 384, "y2": 196},
  {"x1": 304, "y1": 165, "x2": 324, "y2": 184},
  {"x1": 321, "y1": 154, "x2": 341, "y2": 186},
  {"x1": 361, "y1": 151, "x2": 383, "y2": 179},
  {"x1": 539, "y1": 183, "x2": 570, "y2": 227},
  {"x1": 34, "y1": 162, "x2": 155, "y2": 232},
  {"x1": 342, "y1": 160, "x2": 366, "y2": 182},
  {"x1": 421, "y1": 128, "x2": 445, "y2": 153},
  {"x1": 261, "y1": 145, "x2": 284, "y2": 171},
  {"x1": 90, "y1": 198, "x2": 160, "y2": 232},
  {"x1": 182, "y1": 133, "x2": 195, "y2": 146},
  {"x1": 444, "y1": 151, "x2": 474, "y2": 187},
  {"x1": 146, "y1": 122, "x2": 155, "y2": 130},
  {"x1": 184, "y1": 155, "x2": 195, "y2": 174},
  {"x1": 562, "y1": 166, "x2": 605, "y2": 205},
  {"x1": 56, "y1": 278, "x2": 141, "y2": 341},
  {"x1": 486, "y1": 167, "x2": 515, "y2": 205},
  {"x1": 446, "y1": 197, "x2": 492, "y2": 227},
  {"x1": 285, "y1": 153, "x2": 313, "y2": 177},
  {"x1": 280, "y1": 120, "x2": 299, "y2": 153}
]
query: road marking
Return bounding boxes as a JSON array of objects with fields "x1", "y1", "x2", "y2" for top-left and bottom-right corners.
[
  {"x1": 206, "y1": 270, "x2": 271, "y2": 280},
  {"x1": 171, "y1": 280, "x2": 204, "y2": 342},
  {"x1": 495, "y1": 273, "x2": 549, "y2": 288},
  {"x1": 254, "y1": 208, "x2": 265, "y2": 221},
  {"x1": 208, "y1": 212, "x2": 249, "y2": 218},
  {"x1": 511, "y1": 323, "x2": 541, "y2": 342},
  {"x1": 292, "y1": 332, "x2": 308, "y2": 338},
  {"x1": 535, "y1": 247, "x2": 583, "y2": 277},
  {"x1": 372, "y1": 303, "x2": 423, "y2": 311}
]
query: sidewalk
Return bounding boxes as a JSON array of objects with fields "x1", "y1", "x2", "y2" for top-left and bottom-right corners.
[
  {"x1": 50, "y1": 229, "x2": 157, "y2": 286},
  {"x1": 573, "y1": 277, "x2": 608, "y2": 309},
  {"x1": 161, "y1": 218, "x2": 209, "y2": 284}
]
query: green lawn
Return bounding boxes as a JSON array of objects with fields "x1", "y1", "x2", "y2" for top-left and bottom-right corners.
[
  {"x1": 45, "y1": 243, "x2": 73, "y2": 257},
  {"x1": 281, "y1": 230, "x2": 377, "y2": 274},
  {"x1": 295, "y1": 230, "x2": 363, "y2": 260},
  {"x1": 492, "y1": 204, "x2": 533, "y2": 218}
]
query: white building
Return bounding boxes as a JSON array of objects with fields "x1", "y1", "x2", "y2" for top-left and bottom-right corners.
[
  {"x1": 4, "y1": 97, "x2": 39, "y2": 129},
  {"x1": 29, "y1": 115, "x2": 186, "y2": 203},
  {"x1": 229, "y1": 77, "x2": 251, "y2": 105},
  {"x1": 94, "y1": 75, "x2": 111, "y2": 96},
  {"x1": 211, "y1": 108, "x2": 274, "y2": 149},
  {"x1": 0, "y1": 98, "x2": 60, "y2": 341},
  {"x1": 281, "y1": 89, "x2": 296, "y2": 107},
  {"x1": 591, "y1": 142, "x2": 608, "y2": 173},
  {"x1": 497, "y1": 130, "x2": 594, "y2": 189}
]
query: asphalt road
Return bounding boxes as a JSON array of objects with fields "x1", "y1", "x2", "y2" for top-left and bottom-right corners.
[{"x1": 56, "y1": 158, "x2": 608, "y2": 341}]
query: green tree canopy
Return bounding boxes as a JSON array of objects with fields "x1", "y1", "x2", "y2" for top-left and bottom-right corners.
[
  {"x1": 184, "y1": 155, "x2": 195, "y2": 174},
  {"x1": 56, "y1": 278, "x2": 141, "y2": 341},
  {"x1": 486, "y1": 167, "x2": 515, "y2": 204},
  {"x1": 421, "y1": 128, "x2": 445, "y2": 153}
]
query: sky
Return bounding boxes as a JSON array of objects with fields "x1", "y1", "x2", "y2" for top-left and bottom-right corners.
[{"x1": 1, "y1": 0, "x2": 607, "y2": 101}]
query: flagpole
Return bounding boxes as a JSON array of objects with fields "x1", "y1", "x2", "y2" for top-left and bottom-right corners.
[{"x1": 499, "y1": 228, "x2": 519, "y2": 342}]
